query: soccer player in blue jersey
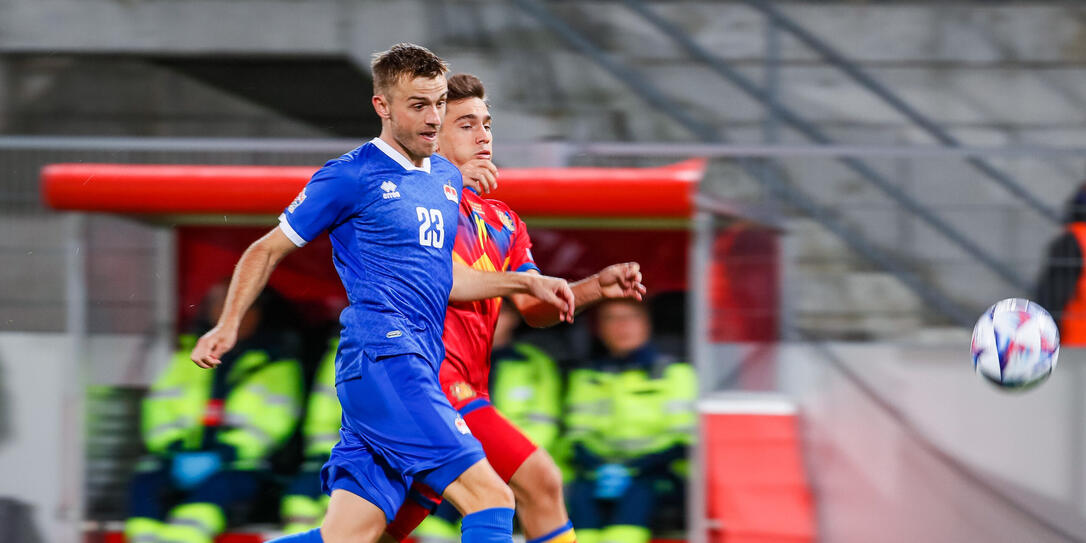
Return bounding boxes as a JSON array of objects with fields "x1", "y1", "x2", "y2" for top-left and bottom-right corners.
[{"x1": 189, "y1": 43, "x2": 575, "y2": 543}]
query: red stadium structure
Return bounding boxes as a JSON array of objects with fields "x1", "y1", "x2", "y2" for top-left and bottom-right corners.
[
  {"x1": 43, "y1": 159, "x2": 811, "y2": 543},
  {"x1": 43, "y1": 160, "x2": 703, "y2": 217}
]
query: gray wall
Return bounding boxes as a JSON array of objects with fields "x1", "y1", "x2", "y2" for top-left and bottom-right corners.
[{"x1": 710, "y1": 341, "x2": 1086, "y2": 541}]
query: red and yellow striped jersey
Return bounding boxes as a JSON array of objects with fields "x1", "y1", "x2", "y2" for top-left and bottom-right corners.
[{"x1": 440, "y1": 187, "x2": 538, "y2": 400}]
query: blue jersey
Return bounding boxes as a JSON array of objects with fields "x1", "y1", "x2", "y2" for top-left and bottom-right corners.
[{"x1": 279, "y1": 138, "x2": 463, "y2": 383}]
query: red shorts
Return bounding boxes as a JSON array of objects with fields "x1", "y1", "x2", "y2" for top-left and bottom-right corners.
[
  {"x1": 440, "y1": 358, "x2": 538, "y2": 482},
  {"x1": 385, "y1": 377, "x2": 539, "y2": 540}
]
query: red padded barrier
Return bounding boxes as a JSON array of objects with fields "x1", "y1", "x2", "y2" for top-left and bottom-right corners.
[
  {"x1": 42, "y1": 160, "x2": 705, "y2": 218},
  {"x1": 702, "y1": 400, "x2": 816, "y2": 543}
]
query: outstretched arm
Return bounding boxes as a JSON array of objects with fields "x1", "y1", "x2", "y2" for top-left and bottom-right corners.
[
  {"x1": 512, "y1": 262, "x2": 645, "y2": 328},
  {"x1": 190, "y1": 227, "x2": 298, "y2": 368},
  {"x1": 451, "y1": 262, "x2": 576, "y2": 323}
]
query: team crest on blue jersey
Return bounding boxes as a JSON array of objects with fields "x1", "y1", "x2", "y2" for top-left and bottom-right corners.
[
  {"x1": 381, "y1": 181, "x2": 401, "y2": 200},
  {"x1": 444, "y1": 184, "x2": 459, "y2": 202},
  {"x1": 287, "y1": 188, "x2": 307, "y2": 213},
  {"x1": 454, "y1": 415, "x2": 471, "y2": 435},
  {"x1": 498, "y1": 210, "x2": 515, "y2": 231}
]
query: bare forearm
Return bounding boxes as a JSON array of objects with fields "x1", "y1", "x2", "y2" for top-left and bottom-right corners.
[
  {"x1": 191, "y1": 227, "x2": 297, "y2": 368},
  {"x1": 218, "y1": 242, "x2": 283, "y2": 330},
  {"x1": 450, "y1": 264, "x2": 535, "y2": 302},
  {"x1": 517, "y1": 275, "x2": 601, "y2": 327}
]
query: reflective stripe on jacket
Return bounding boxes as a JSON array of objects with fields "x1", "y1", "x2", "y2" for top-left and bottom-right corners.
[
  {"x1": 490, "y1": 342, "x2": 562, "y2": 452},
  {"x1": 303, "y1": 338, "x2": 342, "y2": 459},
  {"x1": 141, "y1": 334, "x2": 304, "y2": 468},
  {"x1": 564, "y1": 347, "x2": 696, "y2": 462}
]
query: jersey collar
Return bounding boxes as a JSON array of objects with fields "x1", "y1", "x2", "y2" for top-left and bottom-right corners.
[{"x1": 371, "y1": 137, "x2": 432, "y2": 174}]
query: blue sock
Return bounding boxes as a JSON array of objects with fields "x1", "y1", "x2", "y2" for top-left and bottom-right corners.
[
  {"x1": 266, "y1": 528, "x2": 323, "y2": 543},
  {"x1": 527, "y1": 521, "x2": 576, "y2": 543},
  {"x1": 461, "y1": 507, "x2": 515, "y2": 543}
]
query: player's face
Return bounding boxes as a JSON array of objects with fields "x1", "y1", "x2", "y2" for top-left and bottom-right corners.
[
  {"x1": 597, "y1": 302, "x2": 651, "y2": 357},
  {"x1": 438, "y1": 97, "x2": 492, "y2": 169},
  {"x1": 374, "y1": 74, "x2": 448, "y2": 162}
]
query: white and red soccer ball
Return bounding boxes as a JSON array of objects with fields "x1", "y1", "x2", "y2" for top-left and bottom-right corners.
[{"x1": 971, "y1": 298, "x2": 1060, "y2": 390}]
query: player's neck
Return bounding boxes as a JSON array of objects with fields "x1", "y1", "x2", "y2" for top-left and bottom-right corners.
[{"x1": 377, "y1": 133, "x2": 427, "y2": 168}]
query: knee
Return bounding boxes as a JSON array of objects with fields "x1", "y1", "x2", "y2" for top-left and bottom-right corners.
[
  {"x1": 444, "y1": 461, "x2": 515, "y2": 514},
  {"x1": 467, "y1": 474, "x2": 515, "y2": 511},
  {"x1": 488, "y1": 477, "x2": 516, "y2": 508},
  {"x1": 512, "y1": 454, "x2": 564, "y2": 505}
]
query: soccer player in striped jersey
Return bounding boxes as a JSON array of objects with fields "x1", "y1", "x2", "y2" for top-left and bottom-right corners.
[{"x1": 383, "y1": 73, "x2": 646, "y2": 543}]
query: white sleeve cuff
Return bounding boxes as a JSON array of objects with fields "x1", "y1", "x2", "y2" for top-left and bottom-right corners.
[{"x1": 278, "y1": 213, "x2": 308, "y2": 247}]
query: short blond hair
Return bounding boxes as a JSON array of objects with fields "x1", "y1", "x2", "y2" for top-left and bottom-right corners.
[{"x1": 371, "y1": 43, "x2": 449, "y2": 96}]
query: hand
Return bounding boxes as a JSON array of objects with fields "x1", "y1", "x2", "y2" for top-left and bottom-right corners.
[
  {"x1": 170, "y1": 451, "x2": 222, "y2": 490},
  {"x1": 190, "y1": 325, "x2": 237, "y2": 369},
  {"x1": 594, "y1": 463, "x2": 632, "y2": 499},
  {"x1": 460, "y1": 159, "x2": 499, "y2": 193},
  {"x1": 597, "y1": 262, "x2": 646, "y2": 301},
  {"x1": 526, "y1": 274, "x2": 576, "y2": 323}
]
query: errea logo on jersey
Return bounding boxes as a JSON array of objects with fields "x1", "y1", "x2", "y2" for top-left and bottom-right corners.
[{"x1": 381, "y1": 181, "x2": 401, "y2": 200}]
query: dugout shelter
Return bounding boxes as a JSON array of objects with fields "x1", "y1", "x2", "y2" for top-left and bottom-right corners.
[{"x1": 43, "y1": 157, "x2": 804, "y2": 543}]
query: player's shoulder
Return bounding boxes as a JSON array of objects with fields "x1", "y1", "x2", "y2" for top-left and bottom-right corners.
[
  {"x1": 322, "y1": 142, "x2": 409, "y2": 199},
  {"x1": 430, "y1": 154, "x2": 463, "y2": 182},
  {"x1": 429, "y1": 153, "x2": 458, "y2": 172},
  {"x1": 313, "y1": 145, "x2": 369, "y2": 184},
  {"x1": 331, "y1": 141, "x2": 385, "y2": 173}
]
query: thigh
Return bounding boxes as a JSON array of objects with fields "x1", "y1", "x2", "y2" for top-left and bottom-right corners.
[
  {"x1": 320, "y1": 428, "x2": 411, "y2": 524},
  {"x1": 462, "y1": 402, "x2": 538, "y2": 483},
  {"x1": 338, "y1": 354, "x2": 485, "y2": 494},
  {"x1": 322, "y1": 488, "x2": 388, "y2": 543}
]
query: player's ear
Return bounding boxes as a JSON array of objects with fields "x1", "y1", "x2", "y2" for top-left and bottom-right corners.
[{"x1": 372, "y1": 94, "x2": 391, "y2": 120}]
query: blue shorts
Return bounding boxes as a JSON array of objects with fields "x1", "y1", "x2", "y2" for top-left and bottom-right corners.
[{"x1": 320, "y1": 352, "x2": 486, "y2": 522}]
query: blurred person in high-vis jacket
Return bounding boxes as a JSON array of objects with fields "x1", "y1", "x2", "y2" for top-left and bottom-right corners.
[
  {"x1": 489, "y1": 301, "x2": 564, "y2": 467},
  {"x1": 125, "y1": 283, "x2": 304, "y2": 543},
  {"x1": 565, "y1": 299, "x2": 696, "y2": 543},
  {"x1": 280, "y1": 337, "x2": 341, "y2": 534}
]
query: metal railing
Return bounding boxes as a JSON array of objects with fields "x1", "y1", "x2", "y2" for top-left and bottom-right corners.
[
  {"x1": 738, "y1": 0, "x2": 1061, "y2": 224},
  {"x1": 510, "y1": 0, "x2": 1035, "y2": 327},
  {"x1": 613, "y1": 0, "x2": 1035, "y2": 294}
]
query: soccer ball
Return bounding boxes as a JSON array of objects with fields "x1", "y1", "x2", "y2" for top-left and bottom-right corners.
[{"x1": 970, "y1": 298, "x2": 1059, "y2": 390}]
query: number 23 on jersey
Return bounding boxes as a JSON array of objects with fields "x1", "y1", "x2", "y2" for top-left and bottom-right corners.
[{"x1": 416, "y1": 207, "x2": 444, "y2": 248}]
